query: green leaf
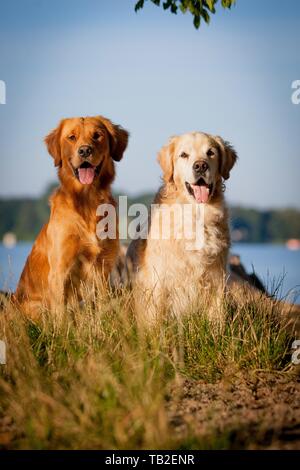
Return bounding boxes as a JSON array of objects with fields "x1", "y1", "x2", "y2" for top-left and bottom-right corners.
[
  {"x1": 201, "y1": 8, "x2": 210, "y2": 23},
  {"x1": 135, "y1": 0, "x2": 145, "y2": 12},
  {"x1": 171, "y1": 3, "x2": 178, "y2": 13},
  {"x1": 179, "y1": 4, "x2": 188, "y2": 13},
  {"x1": 205, "y1": 0, "x2": 216, "y2": 13},
  {"x1": 221, "y1": 0, "x2": 235, "y2": 8},
  {"x1": 193, "y1": 14, "x2": 201, "y2": 28},
  {"x1": 163, "y1": 0, "x2": 172, "y2": 9}
]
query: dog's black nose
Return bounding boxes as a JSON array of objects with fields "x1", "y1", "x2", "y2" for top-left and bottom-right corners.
[
  {"x1": 193, "y1": 160, "x2": 208, "y2": 174},
  {"x1": 78, "y1": 145, "x2": 93, "y2": 158}
]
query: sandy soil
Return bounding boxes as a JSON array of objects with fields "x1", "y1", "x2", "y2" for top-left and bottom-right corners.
[{"x1": 166, "y1": 371, "x2": 300, "y2": 449}]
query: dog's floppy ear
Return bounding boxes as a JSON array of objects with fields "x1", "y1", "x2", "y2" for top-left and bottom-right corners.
[
  {"x1": 157, "y1": 137, "x2": 177, "y2": 183},
  {"x1": 98, "y1": 116, "x2": 129, "y2": 162},
  {"x1": 214, "y1": 136, "x2": 238, "y2": 180},
  {"x1": 44, "y1": 121, "x2": 64, "y2": 167}
]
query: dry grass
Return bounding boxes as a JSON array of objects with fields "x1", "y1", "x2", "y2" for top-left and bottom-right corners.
[{"x1": 0, "y1": 285, "x2": 298, "y2": 450}]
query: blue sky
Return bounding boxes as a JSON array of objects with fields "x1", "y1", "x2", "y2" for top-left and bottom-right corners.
[{"x1": 0, "y1": 0, "x2": 299, "y2": 208}]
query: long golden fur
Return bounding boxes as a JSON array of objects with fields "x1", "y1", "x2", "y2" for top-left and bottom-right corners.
[
  {"x1": 16, "y1": 116, "x2": 129, "y2": 319},
  {"x1": 127, "y1": 132, "x2": 237, "y2": 325}
]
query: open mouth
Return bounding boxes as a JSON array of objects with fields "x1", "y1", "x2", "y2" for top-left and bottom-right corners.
[
  {"x1": 74, "y1": 162, "x2": 102, "y2": 185},
  {"x1": 185, "y1": 178, "x2": 213, "y2": 204}
]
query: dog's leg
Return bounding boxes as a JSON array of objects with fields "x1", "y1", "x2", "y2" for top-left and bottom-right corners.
[
  {"x1": 206, "y1": 270, "x2": 227, "y2": 333},
  {"x1": 47, "y1": 236, "x2": 79, "y2": 311}
]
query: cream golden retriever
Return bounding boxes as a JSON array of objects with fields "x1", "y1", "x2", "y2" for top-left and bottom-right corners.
[
  {"x1": 15, "y1": 115, "x2": 129, "y2": 319},
  {"x1": 127, "y1": 132, "x2": 237, "y2": 326}
]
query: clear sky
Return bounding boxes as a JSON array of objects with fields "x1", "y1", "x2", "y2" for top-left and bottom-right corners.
[{"x1": 0, "y1": 0, "x2": 299, "y2": 208}]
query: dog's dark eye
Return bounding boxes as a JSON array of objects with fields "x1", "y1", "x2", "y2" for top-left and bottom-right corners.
[
  {"x1": 180, "y1": 152, "x2": 189, "y2": 159},
  {"x1": 68, "y1": 135, "x2": 76, "y2": 141},
  {"x1": 207, "y1": 148, "x2": 215, "y2": 157},
  {"x1": 93, "y1": 132, "x2": 101, "y2": 140}
]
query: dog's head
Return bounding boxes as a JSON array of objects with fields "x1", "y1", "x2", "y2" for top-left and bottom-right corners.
[
  {"x1": 158, "y1": 132, "x2": 237, "y2": 204},
  {"x1": 45, "y1": 116, "x2": 129, "y2": 189}
]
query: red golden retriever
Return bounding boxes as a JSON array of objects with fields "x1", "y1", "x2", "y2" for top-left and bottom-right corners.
[{"x1": 15, "y1": 116, "x2": 129, "y2": 319}]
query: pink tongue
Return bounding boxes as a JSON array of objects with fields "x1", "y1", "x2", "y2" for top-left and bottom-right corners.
[
  {"x1": 191, "y1": 184, "x2": 210, "y2": 203},
  {"x1": 78, "y1": 167, "x2": 95, "y2": 185}
]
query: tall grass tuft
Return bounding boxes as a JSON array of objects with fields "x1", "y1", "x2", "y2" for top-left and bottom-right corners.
[{"x1": 0, "y1": 283, "x2": 294, "y2": 449}]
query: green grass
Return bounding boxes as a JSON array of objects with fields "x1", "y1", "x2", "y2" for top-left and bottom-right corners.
[{"x1": 0, "y1": 286, "x2": 294, "y2": 449}]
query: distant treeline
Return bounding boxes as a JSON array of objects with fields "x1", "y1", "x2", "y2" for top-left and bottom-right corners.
[{"x1": 0, "y1": 184, "x2": 300, "y2": 243}]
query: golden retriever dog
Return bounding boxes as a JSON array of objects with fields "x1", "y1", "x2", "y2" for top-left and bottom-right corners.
[
  {"x1": 127, "y1": 132, "x2": 237, "y2": 326},
  {"x1": 15, "y1": 116, "x2": 129, "y2": 319}
]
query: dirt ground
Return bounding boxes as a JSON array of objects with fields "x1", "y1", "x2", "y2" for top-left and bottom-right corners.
[{"x1": 166, "y1": 371, "x2": 300, "y2": 449}]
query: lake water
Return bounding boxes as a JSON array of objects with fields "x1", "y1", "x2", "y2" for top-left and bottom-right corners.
[{"x1": 0, "y1": 242, "x2": 299, "y2": 303}]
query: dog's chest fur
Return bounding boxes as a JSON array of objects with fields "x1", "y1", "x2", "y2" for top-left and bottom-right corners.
[{"x1": 138, "y1": 200, "x2": 229, "y2": 291}]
